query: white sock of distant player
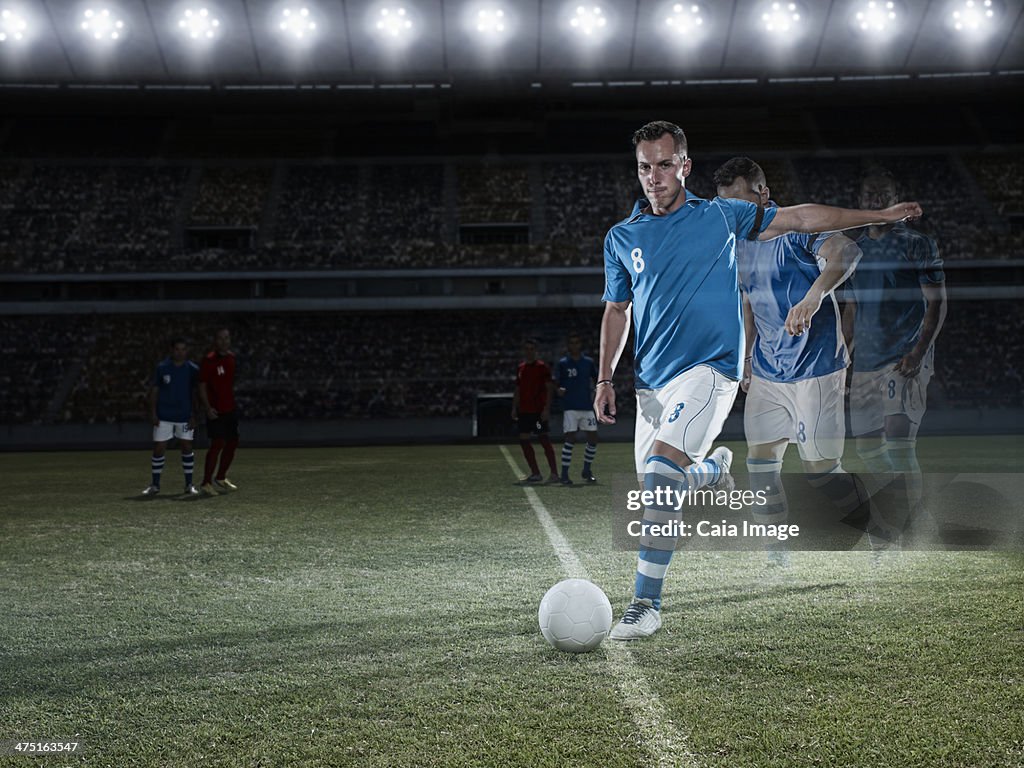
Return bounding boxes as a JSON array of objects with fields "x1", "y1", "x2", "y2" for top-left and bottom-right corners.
[
  {"x1": 560, "y1": 441, "x2": 573, "y2": 479},
  {"x1": 182, "y1": 452, "x2": 195, "y2": 488},
  {"x1": 583, "y1": 442, "x2": 597, "y2": 476},
  {"x1": 634, "y1": 454, "x2": 722, "y2": 610},
  {"x1": 886, "y1": 437, "x2": 923, "y2": 509},
  {"x1": 151, "y1": 454, "x2": 165, "y2": 488}
]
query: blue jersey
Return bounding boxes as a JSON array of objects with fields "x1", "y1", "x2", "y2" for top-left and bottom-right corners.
[
  {"x1": 603, "y1": 191, "x2": 778, "y2": 388},
  {"x1": 737, "y1": 208, "x2": 848, "y2": 382},
  {"x1": 152, "y1": 358, "x2": 199, "y2": 422},
  {"x1": 847, "y1": 224, "x2": 944, "y2": 372},
  {"x1": 557, "y1": 355, "x2": 597, "y2": 410}
]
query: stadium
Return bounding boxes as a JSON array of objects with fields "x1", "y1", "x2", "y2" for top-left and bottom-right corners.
[{"x1": 1, "y1": 0, "x2": 1022, "y2": 765}]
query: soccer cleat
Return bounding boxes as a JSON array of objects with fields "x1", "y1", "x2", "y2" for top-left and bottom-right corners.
[
  {"x1": 201, "y1": 482, "x2": 220, "y2": 496},
  {"x1": 545, "y1": 473, "x2": 562, "y2": 485},
  {"x1": 141, "y1": 485, "x2": 160, "y2": 497},
  {"x1": 560, "y1": 476, "x2": 574, "y2": 486},
  {"x1": 708, "y1": 446, "x2": 735, "y2": 493},
  {"x1": 523, "y1": 474, "x2": 543, "y2": 483},
  {"x1": 183, "y1": 485, "x2": 200, "y2": 497},
  {"x1": 609, "y1": 598, "x2": 662, "y2": 640},
  {"x1": 214, "y1": 478, "x2": 238, "y2": 492},
  {"x1": 581, "y1": 471, "x2": 597, "y2": 484}
]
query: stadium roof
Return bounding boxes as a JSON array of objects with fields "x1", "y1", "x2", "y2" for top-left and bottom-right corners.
[{"x1": 0, "y1": 0, "x2": 1021, "y2": 87}]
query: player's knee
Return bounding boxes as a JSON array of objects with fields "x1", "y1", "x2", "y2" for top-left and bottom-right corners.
[
  {"x1": 650, "y1": 440, "x2": 692, "y2": 469},
  {"x1": 748, "y1": 439, "x2": 787, "y2": 462},
  {"x1": 885, "y1": 414, "x2": 913, "y2": 439},
  {"x1": 803, "y1": 457, "x2": 838, "y2": 475},
  {"x1": 152, "y1": 443, "x2": 167, "y2": 456}
]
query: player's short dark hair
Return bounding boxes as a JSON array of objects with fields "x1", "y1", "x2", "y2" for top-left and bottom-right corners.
[
  {"x1": 862, "y1": 166, "x2": 898, "y2": 194},
  {"x1": 713, "y1": 157, "x2": 766, "y2": 190},
  {"x1": 523, "y1": 337, "x2": 539, "y2": 347},
  {"x1": 169, "y1": 336, "x2": 187, "y2": 348},
  {"x1": 632, "y1": 121, "x2": 688, "y2": 156}
]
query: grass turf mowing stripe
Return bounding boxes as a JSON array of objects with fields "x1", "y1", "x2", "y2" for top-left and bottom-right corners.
[{"x1": 499, "y1": 444, "x2": 700, "y2": 768}]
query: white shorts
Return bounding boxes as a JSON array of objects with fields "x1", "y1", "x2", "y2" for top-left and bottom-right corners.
[
  {"x1": 153, "y1": 421, "x2": 194, "y2": 442},
  {"x1": 634, "y1": 365, "x2": 738, "y2": 475},
  {"x1": 850, "y1": 348, "x2": 933, "y2": 439},
  {"x1": 563, "y1": 409, "x2": 598, "y2": 434},
  {"x1": 743, "y1": 368, "x2": 846, "y2": 462}
]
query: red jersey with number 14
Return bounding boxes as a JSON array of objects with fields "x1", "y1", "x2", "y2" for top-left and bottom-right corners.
[
  {"x1": 200, "y1": 351, "x2": 236, "y2": 413},
  {"x1": 516, "y1": 359, "x2": 552, "y2": 413}
]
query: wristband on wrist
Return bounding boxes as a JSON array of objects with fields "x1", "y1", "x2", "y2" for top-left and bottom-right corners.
[{"x1": 596, "y1": 379, "x2": 614, "y2": 387}]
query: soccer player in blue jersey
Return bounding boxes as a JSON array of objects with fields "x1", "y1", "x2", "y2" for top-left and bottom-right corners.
[
  {"x1": 844, "y1": 169, "x2": 946, "y2": 519},
  {"x1": 595, "y1": 122, "x2": 922, "y2": 639},
  {"x1": 556, "y1": 333, "x2": 599, "y2": 485},
  {"x1": 142, "y1": 338, "x2": 200, "y2": 497},
  {"x1": 714, "y1": 157, "x2": 867, "y2": 564}
]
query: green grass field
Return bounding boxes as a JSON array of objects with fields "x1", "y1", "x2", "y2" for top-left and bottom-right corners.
[{"x1": 1, "y1": 438, "x2": 1022, "y2": 767}]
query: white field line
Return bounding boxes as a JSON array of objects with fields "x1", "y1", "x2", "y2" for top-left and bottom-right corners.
[{"x1": 498, "y1": 445, "x2": 700, "y2": 768}]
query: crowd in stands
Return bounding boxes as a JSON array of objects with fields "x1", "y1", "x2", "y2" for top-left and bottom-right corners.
[
  {"x1": 0, "y1": 153, "x2": 1021, "y2": 272},
  {"x1": 1, "y1": 303, "x2": 1020, "y2": 426}
]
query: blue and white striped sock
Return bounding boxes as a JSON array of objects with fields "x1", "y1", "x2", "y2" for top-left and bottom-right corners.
[
  {"x1": 746, "y1": 458, "x2": 788, "y2": 526},
  {"x1": 886, "y1": 438, "x2": 923, "y2": 508},
  {"x1": 560, "y1": 442, "x2": 573, "y2": 478},
  {"x1": 634, "y1": 454, "x2": 722, "y2": 609},
  {"x1": 151, "y1": 454, "x2": 165, "y2": 488},
  {"x1": 583, "y1": 442, "x2": 597, "y2": 475},
  {"x1": 182, "y1": 452, "x2": 195, "y2": 487}
]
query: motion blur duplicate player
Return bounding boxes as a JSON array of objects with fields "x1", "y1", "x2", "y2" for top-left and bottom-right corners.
[
  {"x1": 199, "y1": 328, "x2": 240, "y2": 496},
  {"x1": 512, "y1": 338, "x2": 559, "y2": 484},
  {"x1": 714, "y1": 157, "x2": 867, "y2": 557},
  {"x1": 596, "y1": 121, "x2": 923, "y2": 640},
  {"x1": 845, "y1": 169, "x2": 946, "y2": 519},
  {"x1": 142, "y1": 337, "x2": 200, "y2": 497},
  {"x1": 556, "y1": 333, "x2": 599, "y2": 485}
]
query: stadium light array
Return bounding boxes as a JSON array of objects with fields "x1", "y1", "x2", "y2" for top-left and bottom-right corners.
[
  {"x1": 277, "y1": 6, "x2": 317, "y2": 40},
  {"x1": 80, "y1": 7, "x2": 126, "y2": 42},
  {"x1": 663, "y1": 3, "x2": 706, "y2": 39},
  {"x1": 177, "y1": 7, "x2": 221, "y2": 41},
  {"x1": 0, "y1": 7, "x2": 28, "y2": 43},
  {"x1": 853, "y1": 0, "x2": 897, "y2": 34},
  {"x1": 761, "y1": 1, "x2": 802, "y2": 35},
  {"x1": 374, "y1": 6, "x2": 413, "y2": 39},
  {"x1": 569, "y1": 5, "x2": 608, "y2": 38},
  {"x1": 949, "y1": 0, "x2": 997, "y2": 34},
  {"x1": 475, "y1": 7, "x2": 505, "y2": 35}
]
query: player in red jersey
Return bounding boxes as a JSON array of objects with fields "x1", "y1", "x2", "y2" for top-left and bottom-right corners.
[
  {"x1": 511, "y1": 338, "x2": 559, "y2": 484},
  {"x1": 199, "y1": 328, "x2": 239, "y2": 495}
]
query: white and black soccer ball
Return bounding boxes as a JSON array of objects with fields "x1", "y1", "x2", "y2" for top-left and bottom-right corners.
[{"x1": 538, "y1": 578, "x2": 613, "y2": 653}]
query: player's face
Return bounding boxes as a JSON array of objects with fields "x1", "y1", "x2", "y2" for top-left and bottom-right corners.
[
  {"x1": 636, "y1": 135, "x2": 691, "y2": 215},
  {"x1": 171, "y1": 343, "x2": 188, "y2": 363},
  {"x1": 717, "y1": 177, "x2": 769, "y2": 207},
  {"x1": 522, "y1": 343, "x2": 538, "y2": 362},
  {"x1": 567, "y1": 337, "x2": 581, "y2": 356},
  {"x1": 215, "y1": 330, "x2": 231, "y2": 353},
  {"x1": 860, "y1": 179, "x2": 897, "y2": 210}
]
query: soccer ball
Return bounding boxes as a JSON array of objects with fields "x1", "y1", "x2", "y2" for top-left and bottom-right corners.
[{"x1": 537, "y1": 578, "x2": 613, "y2": 653}]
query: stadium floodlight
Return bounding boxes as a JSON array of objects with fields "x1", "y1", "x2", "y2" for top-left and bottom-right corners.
[
  {"x1": 177, "y1": 7, "x2": 221, "y2": 41},
  {"x1": 277, "y1": 6, "x2": 317, "y2": 41},
  {"x1": 80, "y1": 7, "x2": 126, "y2": 42},
  {"x1": 568, "y1": 5, "x2": 608, "y2": 38},
  {"x1": 0, "y1": 7, "x2": 29, "y2": 43},
  {"x1": 949, "y1": 0, "x2": 998, "y2": 34},
  {"x1": 374, "y1": 6, "x2": 413, "y2": 39},
  {"x1": 852, "y1": 0, "x2": 897, "y2": 34},
  {"x1": 662, "y1": 2, "x2": 707, "y2": 40},
  {"x1": 475, "y1": 7, "x2": 505, "y2": 35},
  {"x1": 760, "y1": 1, "x2": 803, "y2": 35}
]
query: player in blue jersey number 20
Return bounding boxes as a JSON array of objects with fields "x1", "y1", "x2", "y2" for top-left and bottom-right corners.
[{"x1": 595, "y1": 121, "x2": 923, "y2": 640}]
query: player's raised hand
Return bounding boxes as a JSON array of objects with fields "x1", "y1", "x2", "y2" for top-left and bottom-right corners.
[
  {"x1": 785, "y1": 289, "x2": 824, "y2": 336},
  {"x1": 893, "y1": 350, "x2": 923, "y2": 378},
  {"x1": 594, "y1": 382, "x2": 616, "y2": 425},
  {"x1": 882, "y1": 201, "x2": 922, "y2": 223}
]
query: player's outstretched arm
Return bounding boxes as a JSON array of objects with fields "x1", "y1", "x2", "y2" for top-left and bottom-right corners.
[
  {"x1": 759, "y1": 202, "x2": 922, "y2": 241},
  {"x1": 784, "y1": 234, "x2": 862, "y2": 336},
  {"x1": 595, "y1": 301, "x2": 630, "y2": 424}
]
